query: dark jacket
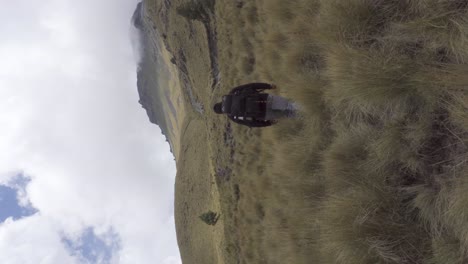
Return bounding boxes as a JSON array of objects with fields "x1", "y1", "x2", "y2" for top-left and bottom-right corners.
[{"x1": 222, "y1": 83, "x2": 274, "y2": 127}]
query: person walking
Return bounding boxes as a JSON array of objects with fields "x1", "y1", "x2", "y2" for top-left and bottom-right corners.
[{"x1": 213, "y1": 83, "x2": 298, "y2": 127}]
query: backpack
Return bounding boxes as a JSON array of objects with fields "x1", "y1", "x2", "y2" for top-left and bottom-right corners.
[{"x1": 222, "y1": 94, "x2": 268, "y2": 118}]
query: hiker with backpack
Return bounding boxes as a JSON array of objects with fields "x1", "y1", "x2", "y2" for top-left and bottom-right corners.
[{"x1": 213, "y1": 83, "x2": 298, "y2": 127}]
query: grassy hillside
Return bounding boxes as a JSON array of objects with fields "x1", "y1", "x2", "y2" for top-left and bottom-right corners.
[{"x1": 144, "y1": 0, "x2": 468, "y2": 263}]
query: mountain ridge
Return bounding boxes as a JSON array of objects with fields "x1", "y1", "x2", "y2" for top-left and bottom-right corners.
[{"x1": 132, "y1": 2, "x2": 174, "y2": 154}]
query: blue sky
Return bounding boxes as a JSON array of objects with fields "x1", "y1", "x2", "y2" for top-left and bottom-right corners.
[
  {"x1": 0, "y1": 0, "x2": 180, "y2": 263},
  {"x1": 0, "y1": 175, "x2": 37, "y2": 223},
  {"x1": 62, "y1": 228, "x2": 121, "y2": 264},
  {"x1": 0, "y1": 175, "x2": 120, "y2": 263}
]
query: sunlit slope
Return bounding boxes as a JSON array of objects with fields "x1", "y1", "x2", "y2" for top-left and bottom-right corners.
[{"x1": 141, "y1": 0, "x2": 227, "y2": 263}]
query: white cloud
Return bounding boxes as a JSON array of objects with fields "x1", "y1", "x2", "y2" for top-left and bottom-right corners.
[
  {"x1": 0, "y1": 215, "x2": 80, "y2": 264},
  {"x1": 163, "y1": 256, "x2": 183, "y2": 264},
  {"x1": 0, "y1": 0, "x2": 180, "y2": 263}
]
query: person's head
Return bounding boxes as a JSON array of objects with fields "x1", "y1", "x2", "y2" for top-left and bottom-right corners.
[{"x1": 213, "y1": 103, "x2": 223, "y2": 114}]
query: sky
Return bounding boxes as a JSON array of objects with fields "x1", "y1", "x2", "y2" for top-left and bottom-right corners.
[{"x1": 0, "y1": 0, "x2": 181, "y2": 263}]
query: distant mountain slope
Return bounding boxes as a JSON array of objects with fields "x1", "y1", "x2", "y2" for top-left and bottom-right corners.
[
  {"x1": 132, "y1": 2, "x2": 168, "y2": 131},
  {"x1": 136, "y1": 1, "x2": 227, "y2": 263},
  {"x1": 132, "y1": 2, "x2": 183, "y2": 156}
]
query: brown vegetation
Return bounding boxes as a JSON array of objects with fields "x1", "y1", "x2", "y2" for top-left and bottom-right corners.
[{"x1": 146, "y1": 0, "x2": 468, "y2": 263}]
